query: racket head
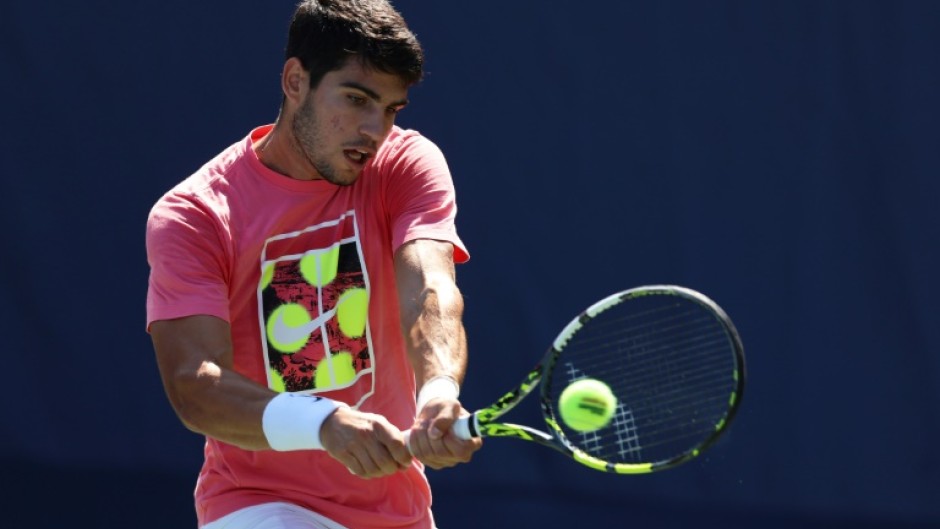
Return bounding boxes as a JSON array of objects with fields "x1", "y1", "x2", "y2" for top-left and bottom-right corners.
[{"x1": 540, "y1": 285, "x2": 745, "y2": 473}]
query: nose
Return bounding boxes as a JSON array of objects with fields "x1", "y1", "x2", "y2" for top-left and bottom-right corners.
[{"x1": 358, "y1": 108, "x2": 390, "y2": 144}]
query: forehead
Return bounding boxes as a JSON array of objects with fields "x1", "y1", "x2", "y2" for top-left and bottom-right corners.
[{"x1": 318, "y1": 58, "x2": 410, "y2": 102}]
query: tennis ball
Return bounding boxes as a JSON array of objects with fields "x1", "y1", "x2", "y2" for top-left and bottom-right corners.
[{"x1": 559, "y1": 378, "x2": 617, "y2": 432}]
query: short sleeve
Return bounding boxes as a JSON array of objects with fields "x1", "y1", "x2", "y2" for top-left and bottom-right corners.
[
  {"x1": 145, "y1": 192, "x2": 231, "y2": 330},
  {"x1": 381, "y1": 132, "x2": 469, "y2": 263}
]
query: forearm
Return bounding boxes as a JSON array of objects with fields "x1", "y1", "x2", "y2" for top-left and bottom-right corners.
[
  {"x1": 395, "y1": 240, "x2": 468, "y2": 388},
  {"x1": 404, "y1": 279, "x2": 467, "y2": 385},
  {"x1": 151, "y1": 316, "x2": 274, "y2": 450},
  {"x1": 394, "y1": 240, "x2": 482, "y2": 467},
  {"x1": 168, "y1": 361, "x2": 273, "y2": 449}
]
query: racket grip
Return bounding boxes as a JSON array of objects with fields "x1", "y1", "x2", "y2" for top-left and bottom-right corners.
[
  {"x1": 404, "y1": 415, "x2": 476, "y2": 454},
  {"x1": 402, "y1": 430, "x2": 413, "y2": 455},
  {"x1": 452, "y1": 415, "x2": 473, "y2": 440}
]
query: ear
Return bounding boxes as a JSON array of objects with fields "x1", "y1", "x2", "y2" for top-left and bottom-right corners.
[{"x1": 281, "y1": 57, "x2": 309, "y2": 106}]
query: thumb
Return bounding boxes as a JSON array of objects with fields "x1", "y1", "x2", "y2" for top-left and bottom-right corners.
[{"x1": 428, "y1": 414, "x2": 457, "y2": 440}]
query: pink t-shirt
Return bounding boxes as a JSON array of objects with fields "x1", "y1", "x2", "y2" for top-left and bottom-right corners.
[{"x1": 146, "y1": 125, "x2": 468, "y2": 529}]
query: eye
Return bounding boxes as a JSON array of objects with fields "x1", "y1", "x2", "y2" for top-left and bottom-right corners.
[{"x1": 347, "y1": 94, "x2": 367, "y2": 105}]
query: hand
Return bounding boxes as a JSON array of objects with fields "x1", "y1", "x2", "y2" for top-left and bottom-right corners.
[
  {"x1": 320, "y1": 407, "x2": 413, "y2": 478},
  {"x1": 407, "y1": 398, "x2": 482, "y2": 469}
]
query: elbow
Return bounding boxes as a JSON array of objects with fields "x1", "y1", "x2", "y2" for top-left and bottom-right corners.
[
  {"x1": 173, "y1": 401, "x2": 205, "y2": 436},
  {"x1": 163, "y1": 361, "x2": 223, "y2": 435}
]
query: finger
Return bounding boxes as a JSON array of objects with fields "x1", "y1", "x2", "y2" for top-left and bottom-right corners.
[
  {"x1": 419, "y1": 431, "x2": 481, "y2": 469},
  {"x1": 427, "y1": 415, "x2": 456, "y2": 441},
  {"x1": 374, "y1": 424, "x2": 414, "y2": 469},
  {"x1": 407, "y1": 427, "x2": 433, "y2": 461},
  {"x1": 370, "y1": 442, "x2": 409, "y2": 476},
  {"x1": 348, "y1": 419, "x2": 406, "y2": 474},
  {"x1": 399, "y1": 430, "x2": 419, "y2": 464},
  {"x1": 410, "y1": 434, "x2": 454, "y2": 469},
  {"x1": 440, "y1": 433, "x2": 481, "y2": 463},
  {"x1": 340, "y1": 452, "x2": 366, "y2": 477},
  {"x1": 348, "y1": 446, "x2": 384, "y2": 478}
]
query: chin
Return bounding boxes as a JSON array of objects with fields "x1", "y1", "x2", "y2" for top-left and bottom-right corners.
[
  {"x1": 323, "y1": 172, "x2": 361, "y2": 187},
  {"x1": 315, "y1": 162, "x2": 361, "y2": 186}
]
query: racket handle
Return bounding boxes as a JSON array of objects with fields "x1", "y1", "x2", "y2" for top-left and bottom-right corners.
[
  {"x1": 452, "y1": 415, "x2": 473, "y2": 439},
  {"x1": 403, "y1": 429, "x2": 413, "y2": 455},
  {"x1": 404, "y1": 415, "x2": 475, "y2": 452}
]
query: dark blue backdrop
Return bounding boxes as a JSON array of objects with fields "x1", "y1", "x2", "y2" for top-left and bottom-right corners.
[{"x1": 2, "y1": 1, "x2": 938, "y2": 527}]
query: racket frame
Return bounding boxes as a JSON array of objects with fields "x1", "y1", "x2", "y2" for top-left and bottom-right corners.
[{"x1": 456, "y1": 284, "x2": 746, "y2": 474}]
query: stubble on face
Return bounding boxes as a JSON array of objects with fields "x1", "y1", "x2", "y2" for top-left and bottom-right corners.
[{"x1": 290, "y1": 94, "x2": 358, "y2": 186}]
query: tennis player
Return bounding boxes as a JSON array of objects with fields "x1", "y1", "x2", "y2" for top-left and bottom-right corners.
[{"x1": 145, "y1": 1, "x2": 480, "y2": 528}]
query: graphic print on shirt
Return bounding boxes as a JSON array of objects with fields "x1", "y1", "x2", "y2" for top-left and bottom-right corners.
[{"x1": 257, "y1": 211, "x2": 374, "y2": 408}]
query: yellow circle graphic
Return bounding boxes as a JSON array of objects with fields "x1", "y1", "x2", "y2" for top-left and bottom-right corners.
[
  {"x1": 300, "y1": 246, "x2": 340, "y2": 287},
  {"x1": 269, "y1": 367, "x2": 287, "y2": 393},
  {"x1": 315, "y1": 351, "x2": 357, "y2": 389},
  {"x1": 266, "y1": 303, "x2": 311, "y2": 353},
  {"x1": 260, "y1": 261, "x2": 275, "y2": 290},
  {"x1": 336, "y1": 287, "x2": 368, "y2": 338}
]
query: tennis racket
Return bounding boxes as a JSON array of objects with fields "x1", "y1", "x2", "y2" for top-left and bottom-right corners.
[{"x1": 452, "y1": 285, "x2": 745, "y2": 474}]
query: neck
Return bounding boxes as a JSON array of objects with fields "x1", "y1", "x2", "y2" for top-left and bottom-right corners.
[{"x1": 254, "y1": 121, "x2": 320, "y2": 181}]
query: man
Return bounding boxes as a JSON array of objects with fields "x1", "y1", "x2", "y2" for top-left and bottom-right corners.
[{"x1": 145, "y1": 1, "x2": 480, "y2": 528}]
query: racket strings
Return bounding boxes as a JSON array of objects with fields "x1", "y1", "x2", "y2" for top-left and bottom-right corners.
[
  {"x1": 572, "y1": 308, "x2": 729, "y2": 373},
  {"x1": 580, "y1": 314, "x2": 734, "y2": 410},
  {"x1": 571, "y1": 392, "x2": 731, "y2": 454},
  {"x1": 608, "y1": 392, "x2": 731, "y2": 442},
  {"x1": 549, "y1": 296, "x2": 739, "y2": 466},
  {"x1": 589, "y1": 334, "x2": 732, "y2": 383}
]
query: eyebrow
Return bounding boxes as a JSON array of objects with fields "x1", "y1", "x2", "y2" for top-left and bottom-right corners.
[{"x1": 341, "y1": 81, "x2": 409, "y2": 108}]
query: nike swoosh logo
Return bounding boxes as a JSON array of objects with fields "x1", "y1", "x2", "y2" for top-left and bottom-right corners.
[{"x1": 270, "y1": 296, "x2": 350, "y2": 346}]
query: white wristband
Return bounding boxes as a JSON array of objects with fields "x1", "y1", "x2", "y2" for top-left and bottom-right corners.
[
  {"x1": 416, "y1": 375, "x2": 460, "y2": 412},
  {"x1": 262, "y1": 393, "x2": 346, "y2": 451}
]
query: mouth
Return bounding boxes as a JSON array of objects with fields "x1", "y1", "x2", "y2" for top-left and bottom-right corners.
[{"x1": 343, "y1": 148, "x2": 372, "y2": 166}]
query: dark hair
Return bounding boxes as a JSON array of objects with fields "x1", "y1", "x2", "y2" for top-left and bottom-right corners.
[{"x1": 285, "y1": 0, "x2": 424, "y2": 88}]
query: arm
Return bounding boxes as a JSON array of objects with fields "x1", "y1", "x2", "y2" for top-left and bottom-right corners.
[
  {"x1": 150, "y1": 315, "x2": 412, "y2": 477},
  {"x1": 150, "y1": 315, "x2": 272, "y2": 449},
  {"x1": 395, "y1": 239, "x2": 481, "y2": 468}
]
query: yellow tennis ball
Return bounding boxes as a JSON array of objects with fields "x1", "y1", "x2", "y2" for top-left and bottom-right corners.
[{"x1": 559, "y1": 378, "x2": 617, "y2": 432}]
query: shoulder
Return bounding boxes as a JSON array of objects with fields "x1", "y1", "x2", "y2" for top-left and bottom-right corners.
[
  {"x1": 375, "y1": 126, "x2": 445, "y2": 166},
  {"x1": 367, "y1": 127, "x2": 450, "y2": 192},
  {"x1": 148, "y1": 133, "x2": 253, "y2": 227}
]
